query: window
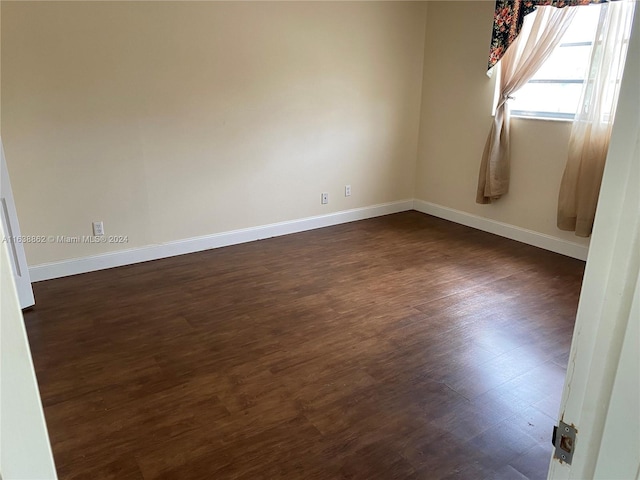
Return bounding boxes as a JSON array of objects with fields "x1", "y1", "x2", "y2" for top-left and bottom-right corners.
[{"x1": 509, "y1": 5, "x2": 602, "y2": 120}]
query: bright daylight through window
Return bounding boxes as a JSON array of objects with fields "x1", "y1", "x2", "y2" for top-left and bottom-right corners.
[{"x1": 509, "y1": 4, "x2": 603, "y2": 120}]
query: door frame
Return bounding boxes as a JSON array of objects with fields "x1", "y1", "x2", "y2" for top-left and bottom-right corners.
[
  {"x1": 0, "y1": 137, "x2": 35, "y2": 309},
  {"x1": 547, "y1": 5, "x2": 640, "y2": 479}
]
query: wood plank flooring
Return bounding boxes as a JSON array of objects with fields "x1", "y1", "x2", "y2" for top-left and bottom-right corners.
[{"x1": 23, "y1": 212, "x2": 585, "y2": 480}]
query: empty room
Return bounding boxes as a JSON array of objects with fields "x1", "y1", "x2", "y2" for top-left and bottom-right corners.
[{"x1": 1, "y1": 1, "x2": 638, "y2": 480}]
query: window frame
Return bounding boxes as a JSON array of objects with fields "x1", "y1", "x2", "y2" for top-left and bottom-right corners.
[{"x1": 507, "y1": 6, "x2": 602, "y2": 122}]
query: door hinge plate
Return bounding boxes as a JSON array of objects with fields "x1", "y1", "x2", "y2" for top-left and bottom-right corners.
[{"x1": 553, "y1": 421, "x2": 577, "y2": 465}]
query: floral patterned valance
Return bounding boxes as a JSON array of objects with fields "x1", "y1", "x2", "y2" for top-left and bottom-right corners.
[{"x1": 488, "y1": 0, "x2": 611, "y2": 71}]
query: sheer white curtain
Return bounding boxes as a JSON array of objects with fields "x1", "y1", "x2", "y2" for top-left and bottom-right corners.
[
  {"x1": 477, "y1": 6, "x2": 578, "y2": 205},
  {"x1": 558, "y1": 0, "x2": 636, "y2": 236}
]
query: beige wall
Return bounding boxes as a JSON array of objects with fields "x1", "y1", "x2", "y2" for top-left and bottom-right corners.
[
  {"x1": 415, "y1": 1, "x2": 590, "y2": 249},
  {"x1": 2, "y1": 0, "x2": 590, "y2": 269},
  {"x1": 1, "y1": 1, "x2": 427, "y2": 266}
]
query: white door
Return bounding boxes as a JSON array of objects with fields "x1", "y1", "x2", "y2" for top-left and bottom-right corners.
[
  {"x1": 547, "y1": 6, "x2": 640, "y2": 479},
  {"x1": 1, "y1": 219, "x2": 57, "y2": 479},
  {"x1": 0, "y1": 137, "x2": 35, "y2": 309}
]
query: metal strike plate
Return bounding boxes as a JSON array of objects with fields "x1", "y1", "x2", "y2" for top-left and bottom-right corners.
[{"x1": 554, "y1": 421, "x2": 577, "y2": 465}]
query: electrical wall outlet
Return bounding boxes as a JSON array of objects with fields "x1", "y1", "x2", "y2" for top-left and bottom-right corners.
[
  {"x1": 92, "y1": 221, "x2": 104, "y2": 236},
  {"x1": 345, "y1": 185, "x2": 351, "y2": 197},
  {"x1": 321, "y1": 193, "x2": 329, "y2": 205}
]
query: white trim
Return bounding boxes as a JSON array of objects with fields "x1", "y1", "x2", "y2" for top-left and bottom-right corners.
[
  {"x1": 28, "y1": 198, "x2": 591, "y2": 282},
  {"x1": 1, "y1": 138, "x2": 35, "y2": 308},
  {"x1": 413, "y1": 199, "x2": 589, "y2": 261},
  {"x1": 29, "y1": 200, "x2": 414, "y2": 282},
  {"x1": 511, "y1": 114, "x2": 574, "y2": 123}
]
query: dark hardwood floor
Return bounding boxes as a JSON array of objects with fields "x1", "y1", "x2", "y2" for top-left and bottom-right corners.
[{"x1": 24, "y1": 211, "x2": 585, "y2": 480}]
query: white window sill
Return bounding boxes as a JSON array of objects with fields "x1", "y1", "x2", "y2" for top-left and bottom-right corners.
[{"x1": 511, "y1": 114, "x2": 574, "y2": 123}]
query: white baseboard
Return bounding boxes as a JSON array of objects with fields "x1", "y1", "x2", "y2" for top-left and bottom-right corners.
[
  {"x1": 29, "y1": 200, "x2": 414, "y2": 282},
  {"x1": 29, "y1": 198, "x2": 588, "y2": 282},
  {"x1": 413, "y1": 199, "x2": 589, "y2": 261}
]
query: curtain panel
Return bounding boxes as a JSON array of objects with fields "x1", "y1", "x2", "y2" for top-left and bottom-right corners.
[
  {"x1": 478, "y1": 6, "x2": 577, "y2": 204},
  {"x1": 558, "y1": 0, "x2": 635, "y2": 236},
  {"x1": 488, "y1": 0, "x2": 611, "y2": 71}
]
